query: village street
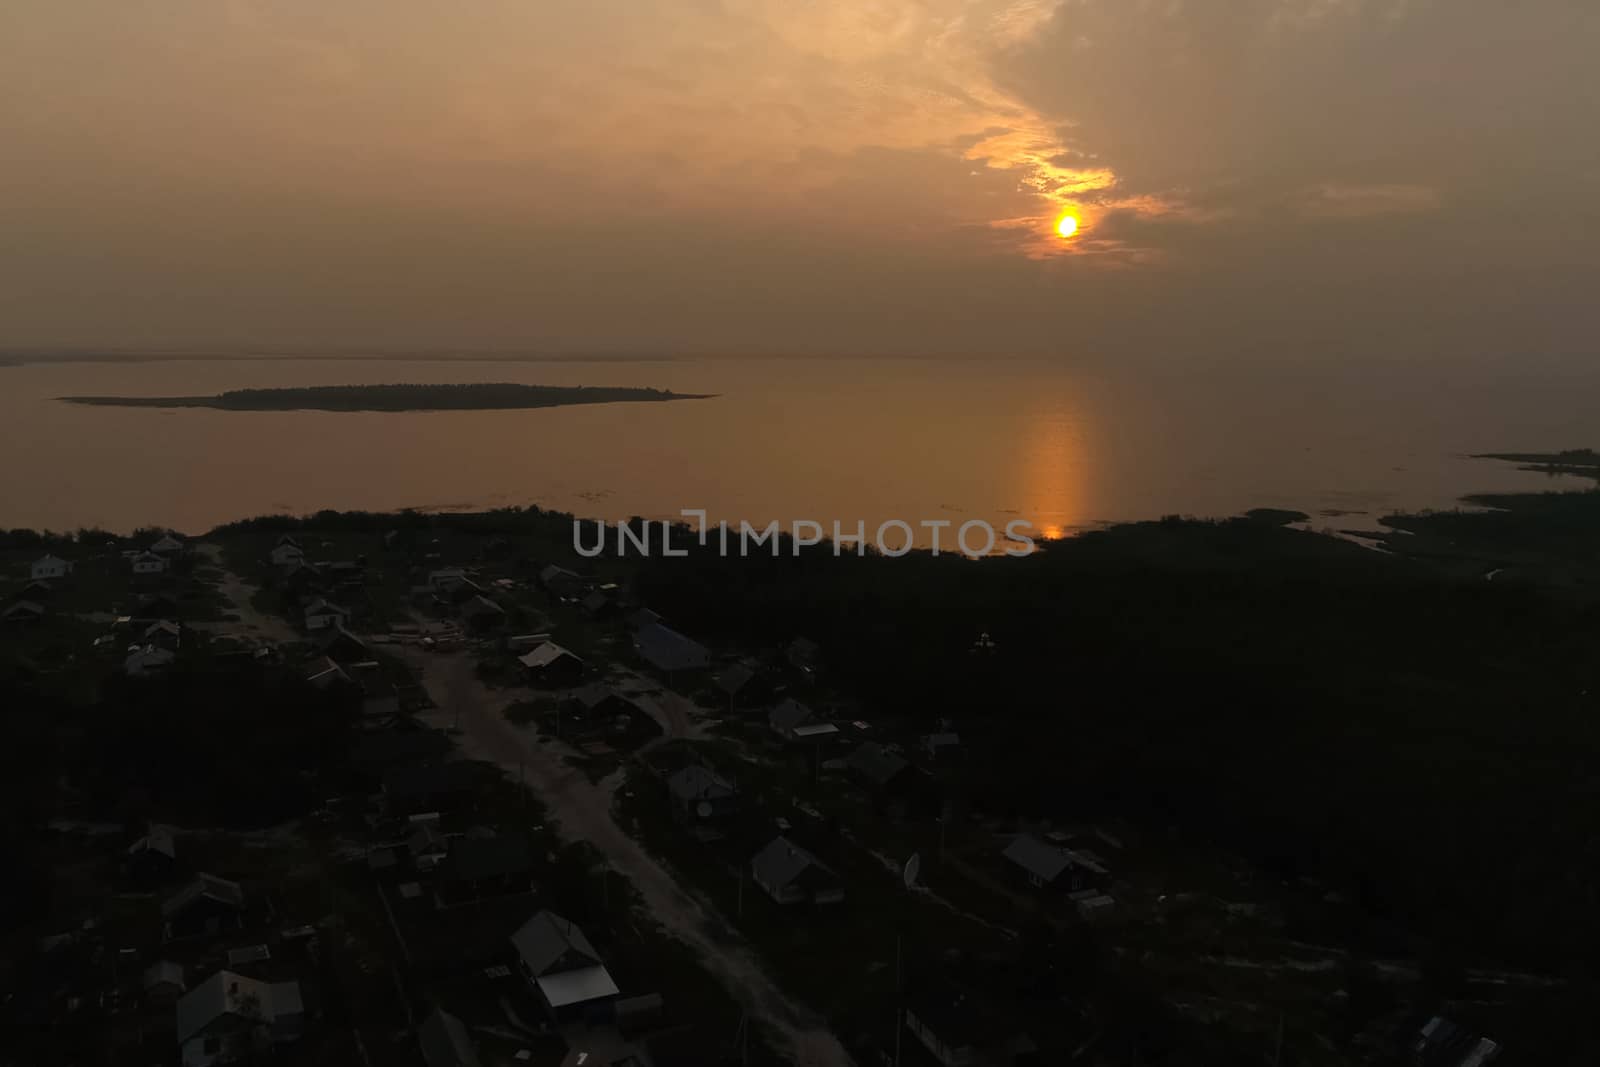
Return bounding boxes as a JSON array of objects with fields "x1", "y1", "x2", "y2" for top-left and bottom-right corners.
[
  {"x1": 401, "y1": 647, "x2": 856, "y2": 1067},
  {"x1": 194, "y1": 543, "x2": 300, "y2": 643}
]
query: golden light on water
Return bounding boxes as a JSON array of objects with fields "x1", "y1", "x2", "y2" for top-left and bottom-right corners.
[{"x1": 1056, "y1": 214, "x2": 1080, "y2": 239}]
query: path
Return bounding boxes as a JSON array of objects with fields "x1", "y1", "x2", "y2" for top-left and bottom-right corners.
[
  {"x1": 193, "y1": 542, "x2": 299, "y2": 643},
  {"x1": 404, "y1": 648, "x2": 854, "y2": 1067}
]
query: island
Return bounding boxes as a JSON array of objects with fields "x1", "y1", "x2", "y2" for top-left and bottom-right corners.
[{"x1": 58, "y1": 382, "x2": 712, "y2": 412}]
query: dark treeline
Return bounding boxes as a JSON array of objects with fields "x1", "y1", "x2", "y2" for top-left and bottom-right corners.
[
  {"x1": 631, "y1": 507, "x2": 1600, "y2": 975},
  {"x1": 60, "y1": 382, "x2": 709, "y2": 412}
]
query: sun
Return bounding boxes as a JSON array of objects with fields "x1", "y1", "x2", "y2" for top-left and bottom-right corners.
[{"x1": 1056, "y1": 214, "x2": 1080, "y2": 239}]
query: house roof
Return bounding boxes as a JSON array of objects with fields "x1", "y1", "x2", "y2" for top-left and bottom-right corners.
[
  {"x1": 303, "y1": 597, "x2": 347, "y2": 616},
  {"x1": 419, "y1": 1007, "x2": 483, "y2": 1067},
  {"x1": 634, "y1": 623, "x2": 711, "y2": 673},
  {"x1": 163, "y1": 873, "x2": 245, "y2": 918},
  {"x1": 846, "y1": 742, "x2": 910, "y2": 786},
  {"x1": 519, "y1": 642, "x2": 582, "y2": 671},
  {"x1": 129, "y1": 825, "x2": 177, "y2": 860},
  {"x1": 511, "y1": 910, "x2": 602, "y2": 977},
  {"x1": 176, "y1": 970, "x2": 300, "y2": 1044},
  {"x1": 537, "y1": 965, "x2": 620, "y2": 1008},
  {"x1": 33, "y1": 554, "x2": 70, "y2": 567},
  {"x1": 125, "y1": 646, "x2": 176, "y2": 674},
  {"x1": 1002, "y1": 834, "x2": 1108, "y2": 883},
  {"x1": 667, "y1": 765, "x2": 734, "y2": 806},
  {"x1": 305, "y1": 656, "x2": 350, "y2": 689},
  {"x1": 751, "y1": 837, "x2": 836, "y2": 892},
  {"x1": 144, "y1": 619, "x2": 181, "y2": 639},
  {"x1": 571, "y1": 683, "x2": 636, "y2": 712},
  {"x1": 540, "y1": 564, "x2": 581, "y2": 585},
  {"x1": 925, "y1": 732, "x2": 961, "y2": 747},
  {"x1": 768, "y1": 698, "x2": 816, "y2": 733},
  {"x1": 460, "y1": 594, "x2": 505, "y2": 619},
  {"x1": 625, "y1": 607, "x2": 662, "y2": 630},
  {"x1": 131, "y1": 550, "x2": 166, "y2": 565},
  {"x1": 1, "y1": 600, "x2": 45, "y2": 619},
  {"x1": 713, "y1": 662, "x2": 757, "y2": 696},
  {"x1": 580, "y1": 589, "x2": 612, "y2": 613}
]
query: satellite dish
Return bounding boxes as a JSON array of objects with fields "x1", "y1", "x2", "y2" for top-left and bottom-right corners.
[
  {"x1": 903, "y1": 852, "x2": 922, "y2": 889},
  {"x1": 696, "y1": 801, "x2": 713, "y2": 820}
]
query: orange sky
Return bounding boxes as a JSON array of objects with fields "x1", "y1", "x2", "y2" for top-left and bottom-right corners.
[{"x1": 2, "y1": 1, "x2": 1596, "y2": 360}]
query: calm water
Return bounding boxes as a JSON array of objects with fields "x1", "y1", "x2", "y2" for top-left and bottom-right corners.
[{"x1": 0, "y1": 356, "x2": 1594, "y2": 539}]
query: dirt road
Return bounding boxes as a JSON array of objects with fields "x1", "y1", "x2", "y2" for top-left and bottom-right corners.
[
  {"x1": 406, "y1": 648, "x2": 855, "y2": 1067},
  {"x1": 194, "y1": 542, "x2": 299, "y2": 643}
]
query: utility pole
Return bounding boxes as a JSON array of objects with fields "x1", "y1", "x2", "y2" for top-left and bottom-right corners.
[{"x1": 893, "y1": 933, "x2": 903, "y2": 1067}]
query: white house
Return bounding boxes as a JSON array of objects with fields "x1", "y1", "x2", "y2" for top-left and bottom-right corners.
[
  {"x1": 132, "y1": 551, "x2": 169, "y2": 575},
  {"x1": 31, "y1": 554, "x2": 73, "y2": 581},
  {"x1": 176, "y1": 970, "x2": 303, "y2": 1067},
  {"x1": 151, "y1": 534, "x2": 186, "y2": 556}
]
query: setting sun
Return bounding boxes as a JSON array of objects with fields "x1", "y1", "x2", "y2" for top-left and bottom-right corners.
[{"x1": 1056, "y1": 214, "x2": 1080, "y2": 238}]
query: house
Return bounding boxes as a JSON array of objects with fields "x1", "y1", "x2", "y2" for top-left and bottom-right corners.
[
  {"x1": 846, "y1": 742, "x2": 911, "y2": 792},
  {"x1": 312, "y1": 623, "x2": 368, "y2": 663},
  {"x1": 633, "y1": 623, "x2": 711, "y2": 675},
  {"x1": 176, "y1": 969, "x2": 303, "y2": 1067},
  {"x1": 1002, "y1": 834, "x2": 1109, "y2": 893},
  {"x1": 519, "y1": 641, "x2": 586, "y2": 687},
  {"x1": 579, "y1": 589, "x2": 617, "y2": 619},
  {"x1": 278, "y1": 560, "x2": 323, "y2": 593},
  {"x1": 769, "y1": 698, "x2": 835, "y2": 742},
  {"x1": 163, "y1": 873, "x2": 246, "y2": 940},
  {"x1": 144, "y1": 619, "x2": 183, "y2": 652},
  {"x1": 127, "y1": 825, "x2": 179, "y2": 884},
  {"x1": 440, "y1": 834, "x2": 534, "y2": 900},
  {"x1": 126, "y1": 646, "x2": 177, "y2": 678},
  {"x1": 268, "y1": 537, "x2": 304, "y2": 567},
  {"x1": 408, "y1": 820, "x2": 451, "y2": 869},
  {"x1": 904, "y1": 975, "x2": 1038, "y2": 1067},
  {"x1": 712, "y1": 659, "x2": 769, "y2": 710},
  {"x1": 143, "y1": 960, "x2": 187, "y2": 1005},
  {"x1": 131, "y1": 551, "x2": 169, "y2": 575},
  {"x1": 569, "y1": 683, "x2": 644, "y2": 721},
  {"x1": 302, "y1": 598, "x2": 350, "y2": 632},
  {"x1": 459, "y1": 595, "x2": 506, "y2": 630},
  {"x1": 511, "y1": 910, "x2": 620, "y2": 1022},
  {"x1": 538, "y1": 564, "x2": 584, "y2": 597},
  {"x1": 17, "y1": 579, "x2": 54, "y2": 602},
  {"x1": 382, "y1": 762, "x2": 481, "y2": 816},
  {"x1": 667, "y1": 765, "x2": 738, "y2": 833},
  {"x1": 30, "y1": 554, "x2": 73, "y2": 581},
  {"x1": 418, "y1": 1007, "x2": 482, "y2": 1067},
  {"x1": 0, "y1": 600, "x2": 45, "y2": 625},
  {"x1": 786, "y1": 636, "x2": 821, "y2": 678},
  {"x1": 151, "y1": 533, "x2": 186, "y2": 557},
  {"x1": 305, "y1": 656, "x2": 353, "y2": 691},
  {"x1": 751, "y1": 837, "x2": 844, "y2": 905},
  {"x1": 922, "y1": 732, "x2": 962, "y2": 761},
  {"x1": 1415, "y1": 1017, "x2": 1502, "y2": 1067},
  {"x1": 624, "y1": 607, "x2": 662, "y2": 631}
]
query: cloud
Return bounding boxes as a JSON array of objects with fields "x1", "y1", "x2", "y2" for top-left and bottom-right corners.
[{"x1": 1297, "y1": 183, "x2": 1441, "y2": 219}]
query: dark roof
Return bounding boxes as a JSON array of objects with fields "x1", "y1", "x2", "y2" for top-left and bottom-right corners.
[
  {"x1": 511, "y1": 910, "x2": 601, "y2": 977},
  {"x1": 634, "y1": 623, "x2": 711, "y2": 673},
  {"x1": 846, "y1": 742, "x2": 910, "y2": 787},
  {"x1": 518, "y1": 641, "x2": 583, "y2": 671},
  {"x1": 713, "y1": 662, "x2": 758, "y2": 696},
  {"x1": 625, "y1": 607, "x2": 662, "y2": 630},
  {"x1": 353, "y1": 729, "x2": 452, "y2": 767},
  {"x1": 162, "y1": 873, "x2": 244, "y2": 918},
  {"x1": 580, "y1": 589, "x2": 613, "y2": 613},
  {"x1": 751, "y1": 836, "x2": 837, "y2": 893},
  {"x1": 444, "y1": 835, "x2": 532, "y2": 883},
  {"x1": 128, "y1": 825, "x2": 177, "y2": 860},
  {"x1": 419, "y1": 1007, "x2": 483, "y2": 1067},
  {"x1": 667, "y1": 765, "x2": 734, "y2": 805},
  {"x1": 769, "y1": 698, "x2": 816, "y2": 733},
  {"x1": 571, "y1": 683, "x2": 635, "y2": 712},
  {"x1": 1002, "y1": 834, "x2": 1108, "y2": 883}
]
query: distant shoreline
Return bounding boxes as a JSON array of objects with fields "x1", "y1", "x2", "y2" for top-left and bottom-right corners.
[{"x1": 58, "y1": 382, "x2": 714, "y2": 413}]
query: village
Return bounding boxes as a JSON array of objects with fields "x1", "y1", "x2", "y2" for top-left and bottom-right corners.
[{"x1": 0, "y1": 517, "x2": 1522, "y2": 1067}]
